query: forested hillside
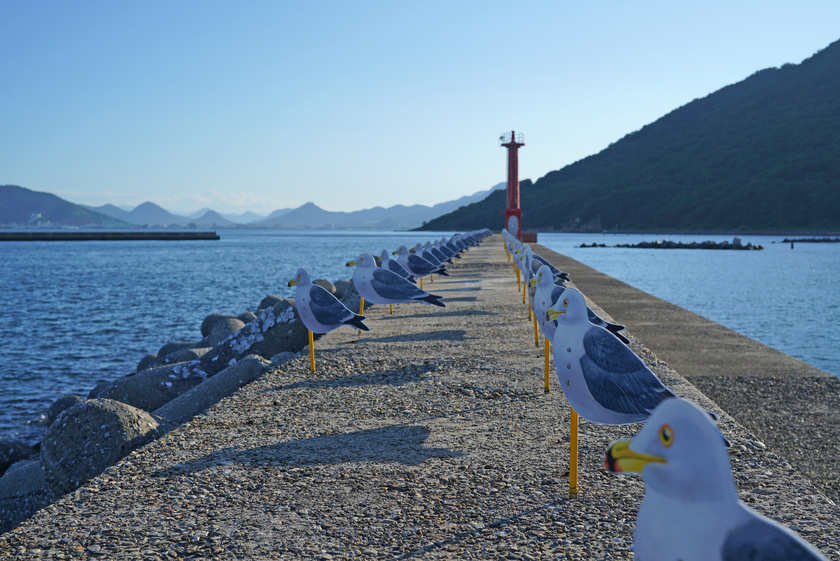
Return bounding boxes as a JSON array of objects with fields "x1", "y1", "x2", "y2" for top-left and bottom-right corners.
[{"x1": 421, "y1": 39, "x2": 840, "y2": 233}]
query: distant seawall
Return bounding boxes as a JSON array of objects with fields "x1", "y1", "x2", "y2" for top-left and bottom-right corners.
[{"x1": 0, "y1": 231, "x2": 220, "y2": 242}]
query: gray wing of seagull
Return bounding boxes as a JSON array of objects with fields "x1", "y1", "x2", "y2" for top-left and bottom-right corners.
[
  {"x1": 310, "y1": 285, "x2": 369, "y2": 331},
  {"x1": 407, "y1": 253, "x2": 443, "y2": 276},
  {"x1": 580, "y1": 326, "x2": 676, "y2": 416},
  {"x1": 387, "y1": 259, "x2": 416, "y2": 283},
  {"x1": 722, "y1": 518, "x2": 828, "y2": 561},
  {"x1": 586, "y1": 308, "x2": 629, "y2": 344},
  {"x1": 371, "y1": 269, "x2": 445, "y2": 307}
]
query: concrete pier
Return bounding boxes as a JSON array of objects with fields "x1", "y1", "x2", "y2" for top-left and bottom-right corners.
[{"x1": 1, "y1": 235, "x2": 838, "y2": 559}]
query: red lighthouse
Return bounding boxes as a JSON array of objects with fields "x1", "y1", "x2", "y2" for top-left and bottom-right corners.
[{"x1": 500, "y1": 131, "x2": 525, "y2": 239}]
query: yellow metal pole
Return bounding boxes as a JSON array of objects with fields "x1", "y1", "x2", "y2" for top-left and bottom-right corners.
[
  {"x1": 308, "y1": 330, "x2": 315, "y2": 372},
  {"x1": 533, "y1": 313, "x2": 540, "y2": 347},
  {"x1": 515, "y1": 268, "x2": 520, "y2": 291},
  {"x1": 420, "y1": 277, "x2": 424, "y2": 290},
  {"x1": 570, "y1": 409, "x2": 579, "y2": 496},
  {"x1": 389, "y1": 304, "x2": 393, "y2": 315},
  {"x1": 357, "y1": 297, "x2": 364, "y2": 334},
  {"x1": 544, "y1": 338, "x2": 551, "y2": 392},
  {"x1": 430, "y1": 274, "x2": 434, "y2": 282}
]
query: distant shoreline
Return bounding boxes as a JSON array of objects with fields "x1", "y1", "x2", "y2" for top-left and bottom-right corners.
[{"x1": 0, "y1": 231, "x2": 220, "y2": 242}]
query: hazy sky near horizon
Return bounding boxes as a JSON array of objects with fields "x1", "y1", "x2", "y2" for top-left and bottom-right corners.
[{"x1": 3, "y1": 1, "x2": 839, "y2": 215}]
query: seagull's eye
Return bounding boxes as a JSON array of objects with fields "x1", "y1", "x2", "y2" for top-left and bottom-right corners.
[
  {"x1": 563, "y1": 298, "x2": 569, "y2": 307},
  {"x1": 659, "y1": 425, "x2": 674, "y2": 447}
]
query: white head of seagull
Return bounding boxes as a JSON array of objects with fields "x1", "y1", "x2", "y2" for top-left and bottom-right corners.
[{"x1": 604, "y1": 398, "x2": 828, "y2": 561}]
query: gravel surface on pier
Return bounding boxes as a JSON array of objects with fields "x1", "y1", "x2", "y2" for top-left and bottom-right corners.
[{"x1": 2, "y1": 236, "x2": 838, "y2": 560}]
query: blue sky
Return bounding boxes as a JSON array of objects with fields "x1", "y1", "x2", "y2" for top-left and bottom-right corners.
[{"x1": 3, "y1": 1, "x2": 839, "y2": 215}]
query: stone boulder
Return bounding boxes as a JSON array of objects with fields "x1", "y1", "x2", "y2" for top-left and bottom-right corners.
[
  {"x1": 40, "y1": 399, "x2": 160, "y2": 495},
  {"x1": 47, "y1": 394, "x2": 84, "y2": 425},
  {"x1": 89, "y1": 362, "x2": 208, "y2": 412},
  {"x1": 0, "y1": 439, "x2": 37, "y2": 478},
  {"x1": 238, "y1": 311, "x2": 258, "y2": 323},
  {"x1": 333, "y1": 279, "x2": 354, "y2": 301},
  {"x1": 159, "y1": 346, "x2": 211, "y2": 365},
  {"x1": 257, "y1": 294, "x2": 282, "y2": 311},
  {"x1": 183, "y1": 299, "x2": 310, "y2": 378},
  {"x1": 204, "y1": 317, "x2": 245, "y2": 347},
  {"x1": 154, "y1": 355, "x2": 271, "y2": 427},
  {"x1": 136, "y1": 353, "x2": 160, "y2": 372},
  {"x1": 313, "y1": 279, "x2": 336, "y2": 293},
  {"x1": 0, "y1": 459, "x2": 55, "y2": 534},
  {"x1": 200, "y1": 313, "x2": 239, "y2": 338}
]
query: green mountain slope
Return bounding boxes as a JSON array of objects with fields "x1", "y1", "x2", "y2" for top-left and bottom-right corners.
[
  {"x1": 0, "y1": 185, "x2": 130, "y2": 228},
  {"x1": 421, "y1": 39, "x2": 840, "y2": 233}
]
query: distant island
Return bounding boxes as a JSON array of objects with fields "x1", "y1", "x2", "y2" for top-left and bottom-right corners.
[
  {"x1": 420, "y1": 38, "x2": 840, "y2": 234},
  {"x1": 580, "y1": 239, "x2": 764, "y2": 250}
]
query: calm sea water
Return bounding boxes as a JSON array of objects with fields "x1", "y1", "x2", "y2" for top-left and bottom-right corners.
[
  {"x1": 539, "y1": 233, "x2": 840, "y2": 379},
  {"x1": 1, "y1": 230, "x2": 837, "y2": 444}
]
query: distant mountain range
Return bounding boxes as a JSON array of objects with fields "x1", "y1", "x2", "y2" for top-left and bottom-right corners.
[
  {"x1": 0, "y1": 183, "x2": 504, "y2": 230},
  {"x1": 422, "y1": 38, "x2": 840, "y2": 233}
]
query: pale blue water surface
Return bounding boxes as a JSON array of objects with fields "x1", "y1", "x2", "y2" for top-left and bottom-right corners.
[{"x1": 0, "y1": 230, "x2": 837, "y2": 444}]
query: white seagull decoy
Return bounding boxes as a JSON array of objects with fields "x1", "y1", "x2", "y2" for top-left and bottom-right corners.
[
  {"x1": 604, "y1": 398, "x2": 828, "y2": 561},
  {"x1": 346, "y1": 254, "x2": 445, "y2": 307},
  {"x1": 393, "y1": 245, "x2": 449, "y2": 279},
  {"x1": 378, "y1": 249, "x2": 416, "y2": 284},
  {"x1": 531, "y1": 265, "x2": 628, "y2": 344},
  {"x1": 546, "y1": 287, "x2": 680, "y2": 425},
  {"x1": 288, "y1": 267, "x2": 369, "y2": 371}
]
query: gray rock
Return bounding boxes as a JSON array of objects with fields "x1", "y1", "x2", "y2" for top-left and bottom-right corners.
[
  {"x1": 136, "y1": 353, "x2": 160, "y2": 372},
  {"x1": 333, "y1": 279, "x2": 354, "y2": 300},
  {"x1": 89, "y1": 362, "x2": 208, "y2": 412},
  {"x1": 160, "y1": 346, "x2": 211, "y2": 365},
  {"x1": 205, "y1": 317, "x2": 245, "y2": 347},
  {"x1": 47, "y1": 394, "x2": 84, "y2": 425},
  {"x1": 193, "y1": 299, "x2": 310, "y2": 375},
  {"x1": 313, "y1": 278, "x2": 336, "y2": 294},
  {"x1": 154, "y1": 355, "x2": 271, "y2": 427},
  {"x1": 200, "y1": 313, "x2": 239, "y2": 338},
  {"x1": 270, "y1": 351, "x2": 296, "y2": 365},
  {"x1": 0, "y1": 458, "x2": 55, "y2": 534},
  {"x1": 239, "y1": 311, "x2": 258, "y2": 323},
  {"x1": 0, "y1": 439, "x2": 37, "y2": 477},
  {"x1": 157, "y1": 340, "x2": 201, "y2": 357},
  {"x1": 40, "y1": 399, "x2": 160, "y2": 495},
  {"x1": 257, "y1": 295, "x2": 282, "y2": 311}
]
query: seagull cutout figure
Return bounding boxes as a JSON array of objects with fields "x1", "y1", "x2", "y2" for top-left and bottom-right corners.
[
  {"x1": 604, "y1": 398, "x2": 829, "y2": 561},
  {"x1": 547, "y1": 287, "x2": 708, "y2": 425},
  {"x1": 346, "y1": 254, "x2": 445, "y2": 307},
  {"x1": 393, "y1": 245, "x2": 449, "y2": 279},
  {"x1": 531, "y1": 265, "x2": 628, "y2": 344},
  {"x1": 378, "y1": 249, "x2": 416, "y2": 284},
  {"x1": 288, "y1": 267, "x2": 369, "y2": 371}
]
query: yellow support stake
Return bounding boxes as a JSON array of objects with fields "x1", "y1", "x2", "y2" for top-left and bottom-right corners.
[
  {"x1": 420, "y1": 277, "x2": 424, "y2": 290},
  {"x1": 544, "y1": 338, "x2": 551, "y2": 392},
  {"x1": 515, "y1": 268, "x2": 520, "y2": 291},
  {"x1": 357, "y1": 297, "x2": 365, "y2": 335},
  {"x1": 308, "y1": 330, "x2": 315, "y2": 372},
  {"x1": 389, "y1": 304, "x2": 393, "y2": 315},
  {"x1": 570, "y1": 409, "x2": 580, "y2": 496},
  {"x1": 534, "y1": 313, "x2": 540, "y2": 347}
]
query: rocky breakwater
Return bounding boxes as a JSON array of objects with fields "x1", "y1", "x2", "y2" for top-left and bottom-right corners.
[
  {"x1": 0, "y1": 278, "x2": 362, "y2": 534},
  {"x1": 581, "y1": 237, "x2": 764, "y2": 250}
]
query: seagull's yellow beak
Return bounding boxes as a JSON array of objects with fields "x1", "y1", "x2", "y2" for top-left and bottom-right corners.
[
  {"x1": 392, "y1": 250, "x2": 399, "y2": 255},
  {"x1": 604, "y1": 439, "x2": 666, "y2": 474},
  {"x1": 287, "y1": 279, "x2": 298, "y2": 287},
  {"x1": 546, "y1": 307, "x2": 565, "y2": 321},
  {"x1": 346, "y1": 259, "x2": 360, "y2": 267},
  {"x1": 528, "y1": 278, "x2": 538, "y2": 287}
]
